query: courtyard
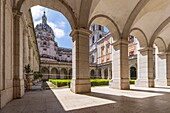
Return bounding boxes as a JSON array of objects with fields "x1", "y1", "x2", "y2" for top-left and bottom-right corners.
[{"x1": 1, "y1": 83, "x2": 170, "y2": 113}]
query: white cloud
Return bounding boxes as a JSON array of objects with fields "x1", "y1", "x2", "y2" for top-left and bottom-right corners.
[
  {"x1": 57, "y1": 21, "x2": 66, "y2": 28},
  {"x1": 31, "y1": 5, "x2": 65, "y2": 39},
  {"x1": 33, "y1": 20, "x2": 41, "y2": 27},
  {"x1": 31, "y1": 5, "x2": 48, "y2": 21},
  {"x1": 48, "y1": 21, "x2": 65, "y2": 39}
]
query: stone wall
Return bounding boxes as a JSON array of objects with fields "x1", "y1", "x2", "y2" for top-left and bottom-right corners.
[{"x1": 0, "y1": 0, "x2": 40, "y2": 109}]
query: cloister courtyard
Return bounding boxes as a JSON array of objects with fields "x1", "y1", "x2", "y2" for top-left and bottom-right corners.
[{"x1": 2, "y1": 0, "x2": 170, "y2": 112}]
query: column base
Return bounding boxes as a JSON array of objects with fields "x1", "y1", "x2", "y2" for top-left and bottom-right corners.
[
  {"x1": 135, "y1": 78, "x2": 154, "y2": 87},
  {"x1": 70, "y1": 78, "x2": 91, "y2": 94},
  {"x1": 155, "y1": 78, "x2": 170, "y2": 86},
  {"x1": 109, "y1": 78, "x2": 130, "y2": 90},
  {"x1": 13, "y1": 78, "x2": 25, "y2": 99}
]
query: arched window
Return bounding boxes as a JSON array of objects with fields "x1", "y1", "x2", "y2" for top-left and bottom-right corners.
[
  {"x1": 130, "y1": 67, "x2": 137, "y2": 80},
  {"x1": 90, "y1": 70, "x2": 95, "y2": 79},
  {"x1": 104, "y1": 69, "x2": 108, "y2": 79},
  {"x1": 60, "y1": 68, "x2": 67, "y2": 79},
  {"x1": 41, "y1": 67, "x2": 49, "y2": 74}
]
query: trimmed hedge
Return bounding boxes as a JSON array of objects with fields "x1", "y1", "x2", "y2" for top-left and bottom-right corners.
[
  {"x1": 91, "y1": 79, "x2": 109, "y2": 86},
  {"x1": 49, "y1": 79, "x2": 136, "y2": 87},
  {"x1": 130, "y1": 80, "x2": 135, "y2": 84},
  {"x1": 49, "y1": 79, "x2": 71, "y2": 87}
]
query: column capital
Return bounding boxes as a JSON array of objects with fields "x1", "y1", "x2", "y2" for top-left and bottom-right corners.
[
  {"x1": 12, "y1": 8, "x2": 23, "y2": 17},
  {"x1": 2, "y1": 0, "x2": 6, "y2": 4},
  {"x1": 157, "y1": 52, "x2": 170, "y2": 56},
  {"x1": 70, "y1": 28, "x2": 92, "y2": 39},
  {"x1": 138, "y1": 47, "x2": 153, "y2": 52},
  {"x1": 111, "y1": 39, "x2": 129, "y2": 47}
]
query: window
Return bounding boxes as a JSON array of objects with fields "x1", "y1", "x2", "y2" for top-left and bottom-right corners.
[
  {"x1": 92, "y1": 25, "x2": 95, "y2": 31},
  {"x1": 92, "y1": 36, "x2": 95, "y2": 44},
  {"x1": 129, "y1": 36, "x2": 134, "y2": 43},
  {"x1": 106, "y1": 46, "x2": 110, "y2": 54},
  {"x1": 43, "y1": 42, "x2": 47, "y2": 45},
  {"x1": 99, "y1": 34, "x2": 102, "y2": 38},
  {"x1": 101, "y1": 47, "x2": 104, "y2": 56},
  {"x1": 99, "y1": 25, "x2": 102, "y2": 30},
  {"x1": 129, "y1": 51, "x2": 134, "y2": 56},
  {"x1": 43, "y1": 48, "x2": 47, "y2": 51},
  {"x1": 92, "y1": 55, "x2": 94, "y2": 63}
]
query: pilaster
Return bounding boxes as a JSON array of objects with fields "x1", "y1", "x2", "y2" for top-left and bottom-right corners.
[{"x1": 13, "y1": 9, "x2": 24, "y2": 99}]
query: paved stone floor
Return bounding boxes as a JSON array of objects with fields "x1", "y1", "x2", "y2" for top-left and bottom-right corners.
[{"x1": 1, "y1": 84, "x2": 170, "y2": 113}]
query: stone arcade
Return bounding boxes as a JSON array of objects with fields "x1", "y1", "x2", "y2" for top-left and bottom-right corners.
[{"x1": 1, "y1": 0, "x2": 170, "y2": 109}]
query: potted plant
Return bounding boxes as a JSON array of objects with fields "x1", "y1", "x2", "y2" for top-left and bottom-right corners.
[{"x1": 24, "y1": 64, "x2": 33, "y2": 90}]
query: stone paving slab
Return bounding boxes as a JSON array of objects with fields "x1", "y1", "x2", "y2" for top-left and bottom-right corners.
[{"x1": 1, "y1": 85, "x2": 170, "y2": 113}]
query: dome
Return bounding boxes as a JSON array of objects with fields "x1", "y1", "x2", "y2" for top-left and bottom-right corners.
[{"x1": 35, "y1": 11, "x2": 55, "y2": 41}]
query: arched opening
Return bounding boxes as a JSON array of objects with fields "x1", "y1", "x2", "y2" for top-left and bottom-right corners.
[
  {"x1": 51, "y1": 68, "x2": 58, "y2": 79},
  {"x1": 60, "y1": 68, "x2": 67, "y2": 79},
  {"x1": 130, "y1": 67, "x2": 137, "y2": 80},
  {"x1": 41, "y1": 67, "x2": 49, "y2": 80},
  {"x1": 90, "y1": 70, "x2": 95, "y2": 79},
  {"x1": 104, "y1": 69, "x2": 108, "y2": 79},
  {"x1": 29, "y1": 5, "x2": 73, "y2": 81},
  {"x1": 68, "y1": 69, "x2": 72, "y2": 79}
]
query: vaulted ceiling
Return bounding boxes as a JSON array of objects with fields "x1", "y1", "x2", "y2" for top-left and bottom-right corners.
[{"x1": 15, "y1": 0, "x2": 170, "y2": 51}]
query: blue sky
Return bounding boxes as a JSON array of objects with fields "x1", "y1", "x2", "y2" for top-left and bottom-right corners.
[
  {"x1": 31, "y1": 5, "x2": 110, "y2": 48},
  {"x1": 31, "y1": 5, "x2": 72, "y2": 48}
]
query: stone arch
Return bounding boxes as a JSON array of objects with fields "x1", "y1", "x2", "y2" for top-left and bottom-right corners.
[
  {"x1": 60, "y1": 68, "x2": 67, "y2": 79},
  {"x1": 51, "y1": 68, "x2": 58, "y2": 74},
  {"x1": 130, "y1": 66, "x2": 137, "y2": 80},
  {"x1": 149, "y1": 17, "x2": 170, "y2": 47},
  {"x1": 68, "y1": 68, "x2": 72, "y2": 79},
  {"x1": 50, "y1": 68, "x2": 58, "y2": 79},
  {"x1": 17, "y1": 0, "x2": 77, "y2": 29},
  {"x1": 90, "y1": 69, "x2": 96, "y2": 79},
  {"x1": 130, "y1": 28, "x2": 148, "y2": 48},
  {"x1": 41, "y1": 67, "x2": 49, "y2": 74},
  {"x1": 88, "y1": 14, "x2": 121, "y2": 42},
  {"x1": 104, "y1": 68, "x2": 108, "y2": 79},
  {"x1": 153, "y1": 37, "x2": 166, "y2": 53},
  {"x1": 122, "y1": 0, "x2": 150, "y2": 39}
]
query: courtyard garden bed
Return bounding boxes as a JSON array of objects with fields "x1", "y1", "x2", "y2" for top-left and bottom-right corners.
[{"x1": 49, "y1": 79, "x2": 136, "y2": 87}]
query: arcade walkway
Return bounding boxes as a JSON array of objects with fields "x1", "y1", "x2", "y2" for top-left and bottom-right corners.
[{"x1": 1, "y1": 84, "x2": 170, "y2": 113}]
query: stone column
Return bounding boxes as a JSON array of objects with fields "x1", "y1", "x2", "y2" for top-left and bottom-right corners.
[
  {"x1": 135, "y1": 47, "x2": 154, "y2": 87},
  {"x1": 109, "y1": 39, "x2": 130, "y2": 90},
  {"x1": 155, "y1": 53, "x2": 170, "y2": 86},
  {"x1": 13, "y1": 9, "x2": 25, "y2": 98},
  {"x1": 101, "y1": 68, "x2": 105, "y2": 79},
  {"x1": 70, "y1": 28, "x2": 91, "y2": 93},
  {"x1": 108, "y1": 67, "x2": 111, "y2": 79}
]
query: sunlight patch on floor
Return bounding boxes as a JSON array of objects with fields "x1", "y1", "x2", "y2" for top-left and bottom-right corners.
[
  {"x1": 92, "y1": 86, "x2": 163, "y2": 99},
  {"x1": 51, "y1": 88, "x2": 116, "y2": 111}
]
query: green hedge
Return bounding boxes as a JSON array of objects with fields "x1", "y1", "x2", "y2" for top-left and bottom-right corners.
[
  {"x1": 130, "y1": 80, "x2": 135, "y2": 84},
  {"x1": 49, "y1": 79, "x2": 136, "y2": 87},
  {"x1": 91, "y1": 79, "x2": 109, "y2": 86},
  {"x1": 49, "y1": 79, "x2": 71, "y2": 87}
]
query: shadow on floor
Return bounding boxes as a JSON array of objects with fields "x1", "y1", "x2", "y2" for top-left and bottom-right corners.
[{"x1": 1, "y1": 85, "x2": 170, "y2": 113}]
